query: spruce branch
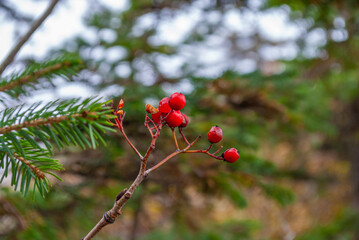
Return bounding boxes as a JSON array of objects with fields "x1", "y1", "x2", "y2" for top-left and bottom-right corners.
[
  {"x1": 0, "y1": 63, "x2": 62, "y2": 92},
  {"x1": 0, "y1": 98, "x2": 113, "y2": 132},
  {"x1": 0, "y1": 98, "x2": 115, "y2": 196},
  {"x1": 0, "y1": 0, "x2": 60, "y2": 75},
  {"x1": 0, "y1": 142, "x2": 63, "y2": 197},
  {"x1": 0, "y1": 54, "x2": 83, "y2": 98},
  {"x1": 0, "y1": 112, "x2": 88, "y2": 134},
  {"x1": 13, "y1": 153, "x2": 45, "y2": 179}
]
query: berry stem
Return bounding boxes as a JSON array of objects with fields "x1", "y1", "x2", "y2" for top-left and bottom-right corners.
[
  {"x1": 142, "y1": 122, "x2": 164, "y2": 165},
  {"x1": 144, "y1": 114, "x2": 154, "y2": 138},
  {"x1": 146, "y1": 114, "x2": 158, "y2": 131},
  {"x1": 171, "y1": 128, "x2": 180, "y2": 150},
  {"x1": 212, "y1": 146, "x2": 223, "y2": 155},
  {"x1": 205, "y1": 144, "x2": 213, "y2": 152},
  {"x1": 179, "y1": 127, "x2": 190, "y2": 145},
  {"x1": 184, "y1": 149, "x2": 224, "y2": 160}
]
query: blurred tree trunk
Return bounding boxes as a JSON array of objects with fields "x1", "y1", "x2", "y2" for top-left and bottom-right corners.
[
  {"x1": 347, "y1": 99, "x2": 359, "y2": 210},
  {"x1": 337, "y1": 98, "x2": 359, "y2": 210}
]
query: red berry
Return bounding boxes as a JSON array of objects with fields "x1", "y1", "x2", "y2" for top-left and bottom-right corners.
[
  {"x1": 180, "y1": 113, "x2": 189, "y2": 128},
  {"x1": 169, "y1": 92, "x2": 186, "y2": 110},
  {"x1": 207, "y1": 126, "x2": 223, "y2": 143},
  {"x1": 159, "y1": 97, "x2": 171, "y2": 113},
  {"x1": 166, "y1": 110, "x2": 183, "y2": 128},
  {"x1": 151, "y1": 112, "x2": 162, "y2": 124},
  {"x1": 223, "y1": 148, "x2": 240, "y2": 163}
]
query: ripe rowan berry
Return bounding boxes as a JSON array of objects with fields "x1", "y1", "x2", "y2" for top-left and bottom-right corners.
[
  {"x1": 169, "y1": 92, "x2": 186, "y2": 110},
  {"x1": 180, "y1": 113, "x2": 189, "y2": 128},
  {"x1": 207, "y1": 126, "x2": 223, "y2": 143},
  {"x1": 223, "y1": 148, "x2": 240, "y2": 163},
  {"x1": 159, "y1": 97, "x2": 171, "y2": 113},
  {"x1": 151, "y1": 111, "x2": 162, "y2": 124},
  {"x1": 166, "y1": 110, "x2": 183, "y2": 127}
]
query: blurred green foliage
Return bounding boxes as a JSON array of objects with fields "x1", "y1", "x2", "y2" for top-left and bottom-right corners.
[
  {"x1": 141, "y1": 220, "x2": 261, "y2": 240},
  {"x1": 1, "y1": 0, "x2": 359, "y2": 239},
  {"x1": 297, "y1": 210, "x2": 359, "y2": 240}
]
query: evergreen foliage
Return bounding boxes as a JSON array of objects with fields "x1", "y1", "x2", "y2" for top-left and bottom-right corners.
[
  {"x1": 0, "y1": 54, "x2": 82, "y2": 98},
  {"x1": 0, "y1": 55, "x2": 115, "y2": 197}
]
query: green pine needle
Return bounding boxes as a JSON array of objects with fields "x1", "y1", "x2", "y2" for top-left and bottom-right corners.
[
  {"x1": 0, "y1": 54, "x2": 83, "y2": 98},
  {"x1": 0, "y1": 54, "x2": 116, "y2": 197}
]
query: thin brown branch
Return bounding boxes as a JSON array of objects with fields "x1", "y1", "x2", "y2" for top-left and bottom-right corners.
[
  {"x1": 144, "y1": 114, "x2": 154, "y2": 138},
  {"x1": 0, "y1": 63, "x2": 63, "y2": 92},
  {"x1": 0, "y1": 0, "x2": 60, "y2": 75},
  {"x1": 212, "y1": 145, "x2": 223, "y2": 155},
  {"x1": 119, "y1": 126, "x2": 143, "y2": 160},
  {"x1": 179, "y1": 127, "x2": 190, "y2": 145},
  {"x1": 83, "y1": 119, "x2": 201, "y2": 240},
  {"x1": 142, "y1": 122, "x2": 164, "y2": 166},
  {"x1": 83, "y1": 123, "x2": 164, "y2": 240},
  {"x1": 0, "y1": 112, "x2": 87, "y2": 134},
  {"x1": 145, "y1": 151, "x2": 180, "y2": 175},
  {"x1": 184, "y1": 143, "x2": 224, "y2": 160},
  {"x1": 13, "y1": 153, "x2": 44, "y2": 179},
  {"x1": 187, "y1": 135, "x2": 201, "y2": 148},
  {"x1": 82, "y1": 164, "x2": 147, "y2": 239},
  {"x1": 84, "y1": 119, "x2": 166, "y2": 240},
  {"x1": 146, "y1": 116, "x2": 158, "y2": 132},
  {"x1": 184, "y1": 149, "x2": 223, "y2": 160},
  {"x1": 205, "y1": 143, "x2": 213, "y2": 152},
  {"x1": 145, "y1": 126, "x2": 154, "y2": 137},
  {"x1": 145, "y1": 135, "x2": 201, "y2": 175},
  {"x1": 114, "y1": 113, "x2": 143, "y2": 159}
]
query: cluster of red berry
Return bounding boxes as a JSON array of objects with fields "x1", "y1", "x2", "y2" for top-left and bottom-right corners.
[
  {"x1": 146, "y1": 92, "x2": 240, "y2": 163},
  {"x1": 149, "y1": 92, "x2": 188, "y2": 127}
]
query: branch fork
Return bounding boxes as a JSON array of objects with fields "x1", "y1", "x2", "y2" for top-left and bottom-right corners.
[{"x1": 83, "y1": 101, "x2": 224, "y2": 239}]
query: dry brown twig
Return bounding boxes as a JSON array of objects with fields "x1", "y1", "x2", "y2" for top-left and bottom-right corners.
[{"x1": 82, "y1": 100, "x2": 225, "y2": 240}]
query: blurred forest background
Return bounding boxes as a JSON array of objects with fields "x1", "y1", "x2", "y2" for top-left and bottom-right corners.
[{"x1": 1, "y1": 0, "x2": 359, "y2": 239}]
